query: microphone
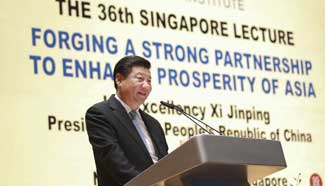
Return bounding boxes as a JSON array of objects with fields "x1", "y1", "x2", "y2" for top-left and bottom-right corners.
[
  {"x1": 160, "y1": 101, "x2": 183, "y2": 112},
  {"x1": 160, "y1": 101, "x2": 221, "y2": 135}
]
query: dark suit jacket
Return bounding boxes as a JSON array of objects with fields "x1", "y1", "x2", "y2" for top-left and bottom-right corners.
[{"x1": 86, "y1": 95, "x2": 168, "y2": 186}]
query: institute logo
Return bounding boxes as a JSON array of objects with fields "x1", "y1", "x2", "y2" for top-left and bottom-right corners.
[{"x1": 310, "y1": 173, "x2": 322, "y2": 186}]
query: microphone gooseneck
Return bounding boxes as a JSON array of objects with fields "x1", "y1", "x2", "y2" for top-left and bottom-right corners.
[{"x1": 160, "y1": 101, "x2": 221, "y2": 135}]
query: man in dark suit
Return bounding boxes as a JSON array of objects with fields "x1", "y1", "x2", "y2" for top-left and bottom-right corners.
[{"x1": 86, "y1": 55, "x2": 169, "y2": 186}]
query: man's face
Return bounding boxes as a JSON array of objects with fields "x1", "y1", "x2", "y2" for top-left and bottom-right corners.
[{"x1": 117, "y1": 66, "x2": 152, "y2": 108}]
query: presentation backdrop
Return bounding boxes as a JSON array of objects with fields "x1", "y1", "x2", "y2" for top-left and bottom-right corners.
[{"x1": 1, "y1": 0, "x2": 324, "y2": 186}]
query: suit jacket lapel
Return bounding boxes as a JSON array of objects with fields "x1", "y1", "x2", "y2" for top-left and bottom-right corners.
[{"x1": 108, "y1": 95, "x2": 152, "y2": 160}]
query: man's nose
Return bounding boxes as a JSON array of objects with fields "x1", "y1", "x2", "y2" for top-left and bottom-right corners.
[{"x1": 142, "y1": 81, "x2": 151, "y2": 89}]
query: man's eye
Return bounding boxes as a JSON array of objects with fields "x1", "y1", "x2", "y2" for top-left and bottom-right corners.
[{"x1": 136, "y1": 76, "x2": 144, "y2": 81}]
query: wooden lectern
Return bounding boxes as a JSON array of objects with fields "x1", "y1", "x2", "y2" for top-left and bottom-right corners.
[{"x1": 125, "y1": 135, "x2": 287, "y2": 186}]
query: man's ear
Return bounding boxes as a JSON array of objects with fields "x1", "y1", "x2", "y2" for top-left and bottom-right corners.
[{"x1": 115, "y1": 73, "x2": 124, "y2": 87}]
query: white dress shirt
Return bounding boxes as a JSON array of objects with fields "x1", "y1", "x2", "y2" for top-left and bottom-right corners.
[{"x1": 115, "y1": 95, "x2": 158, "y2": 163}]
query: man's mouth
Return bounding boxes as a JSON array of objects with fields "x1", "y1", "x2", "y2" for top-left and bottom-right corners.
[{"x1": 138, "y1": 92, "x2": 147, "y2": 97}]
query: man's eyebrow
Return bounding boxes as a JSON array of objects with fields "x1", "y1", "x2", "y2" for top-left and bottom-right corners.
[
  {"x1": 136, "y1": 72, "x2": 151, "y2": 76},
  {"x1": 135, "y1": 73, "x2": 144, "y2": 76}
]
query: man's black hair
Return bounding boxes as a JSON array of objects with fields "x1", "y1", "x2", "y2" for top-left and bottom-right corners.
[{"x1": 113, "y1": 55, "x2": 151, "y2": 89}]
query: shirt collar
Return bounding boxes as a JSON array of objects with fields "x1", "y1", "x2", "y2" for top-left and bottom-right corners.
[{"x1": 115, "y1": 94, "x2": 140, "y2": 115}]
